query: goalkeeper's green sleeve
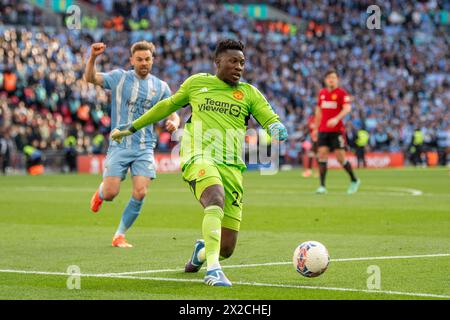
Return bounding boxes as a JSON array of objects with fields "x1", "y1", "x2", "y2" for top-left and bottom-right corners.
[{"x1": 131, "y1": 98, "x2": 182, "y2": 131}]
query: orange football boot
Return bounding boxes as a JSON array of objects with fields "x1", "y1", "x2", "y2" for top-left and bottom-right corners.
[
  {"x1": 90, "y1": 188, "x2": 103, "y2": 213},
  {"x1": 112, "y1": 234, "x2": 133, "y2": 248}
]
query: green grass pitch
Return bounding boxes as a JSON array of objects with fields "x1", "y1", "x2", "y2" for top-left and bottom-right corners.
[{"x1": 0, "y1": 168, "x2": 449, "y2": 300}]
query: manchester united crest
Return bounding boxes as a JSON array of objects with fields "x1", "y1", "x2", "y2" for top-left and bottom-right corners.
[{"x1": 233, "y1": 90, "x2": 244, "y2": 100}]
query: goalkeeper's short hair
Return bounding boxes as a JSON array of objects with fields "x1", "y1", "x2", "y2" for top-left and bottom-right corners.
[{"x1": 214, "y1": 39, "x2": 244, "y2": 58}]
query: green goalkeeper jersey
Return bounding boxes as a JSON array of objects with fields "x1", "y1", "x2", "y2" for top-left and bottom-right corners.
[{"x1": 134, "y1": 73, "x2": 280, "y2": 171}]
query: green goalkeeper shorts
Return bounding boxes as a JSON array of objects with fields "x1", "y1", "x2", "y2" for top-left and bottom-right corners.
[{"x1": 182, "y1": 159, "x2": 244, "y2": 232}]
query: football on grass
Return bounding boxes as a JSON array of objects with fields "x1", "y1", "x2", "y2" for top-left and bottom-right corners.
[{"x1": 293, "y1": 241, "x2": 330, "y2": 277}]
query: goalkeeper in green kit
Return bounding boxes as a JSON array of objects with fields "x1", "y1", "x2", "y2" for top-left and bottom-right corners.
[{"x1": 111, "y1": 39, "x2": 288, "y2": 286}]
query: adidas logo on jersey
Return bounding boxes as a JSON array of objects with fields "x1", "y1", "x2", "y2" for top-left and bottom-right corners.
[{"x1": 199, "y1": 87, "x2": 208, "y2": 93}]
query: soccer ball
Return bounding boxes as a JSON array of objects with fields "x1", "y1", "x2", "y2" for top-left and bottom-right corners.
[{"x1": 293, "y1": 241, "x2": 330, "y2": 277}]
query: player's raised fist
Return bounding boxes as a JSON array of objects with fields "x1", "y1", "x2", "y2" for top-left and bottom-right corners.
[{"x1": 90, "y1": 43, "x2": 106, "y2": 57}]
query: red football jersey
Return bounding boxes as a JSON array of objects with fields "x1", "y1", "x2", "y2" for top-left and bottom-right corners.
[{"x1": 317, "y1": 87, "x2": 350, "y2": 133}]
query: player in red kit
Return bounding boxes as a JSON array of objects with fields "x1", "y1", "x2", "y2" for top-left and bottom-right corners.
[
  {"x1": 302, "y1": 114, "x2": 318, "y2": 178},
  {"x1": 313, "y1": 70, "x2": 360, "y2": 194}
]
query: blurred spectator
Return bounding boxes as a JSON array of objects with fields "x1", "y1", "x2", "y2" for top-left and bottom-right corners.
[
  {"x1": 355, "y1": 128, "x2": 370, "y2": 168},
  {"x1": 64, "y1": 135, "x2": 77, "y2": 172},
  {"x1": 23, "y1": 144, "x2": 43, "y2": 175},
  {"x1": 158, "y1": 131, "x2": 172, "y2": 152},
  {"x1": 92, "y1": 133, "x2": 105, "y2": 154},
  {"x1": 0, "y1": 0, "x2": 43, "y2": 26},
  {"x1": 409, "y1": 128, "x2": 425, "y2": 166},
  {"x1": 284, "y1": 138, "x2": 302, "y2": 166},
  {"x1": 0, "y1": 129, "x2": 14, "y2": 174},
  {"x1": 3, "y1": 69, "x2": 17, "y2": 93},
  {"x1": 436, "y1": 123, "x2": 450, "y2": 166},
  {"x1": 372, "y1": 125, "x2": 391, "y2": 152}
]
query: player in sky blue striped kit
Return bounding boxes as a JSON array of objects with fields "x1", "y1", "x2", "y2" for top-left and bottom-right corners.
[{"x1": 84, "y1": 41, "x2": 180, "y2": 248}]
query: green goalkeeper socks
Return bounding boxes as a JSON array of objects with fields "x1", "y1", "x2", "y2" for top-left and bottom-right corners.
[{"x1": 202, "y1": 205, "x2": 224, "y2": 271}]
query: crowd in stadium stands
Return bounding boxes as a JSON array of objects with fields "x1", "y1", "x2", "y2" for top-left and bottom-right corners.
[
  {"x1": 0, "y1": 0, "x2": 449, "y2": 172},
  {"x1": 0, "y1": 0, "x2": 44, "y2": 26}
]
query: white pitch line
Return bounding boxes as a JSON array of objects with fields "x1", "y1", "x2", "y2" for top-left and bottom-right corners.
[
  {"x1": 382, "y1": 187, "x2": 423, "y2": 196},
  {"x1": 251, "y1": 187, "x2": 425, "y2": 197},
  {"x1": 101, "y1": 267, "x2": 184, "y2": 276},
  {"x1": 0, "y1": 270, "x2": 71, "y2": 276},
  {"x1": 331, "y1": 253, "x2": 450, "y2": 262},
  {"x1": 101, "y1": 253, "x2": 450, "y2": 276},
  {"x1": 0, "y1": 269, "x2": 448, "y2": 299},
  {"x1": 231, "y1": 281, "x2": 450, "y2": 299},
  {"x1": 0, "y1": 269, "x2": 202, "y2": 283}
]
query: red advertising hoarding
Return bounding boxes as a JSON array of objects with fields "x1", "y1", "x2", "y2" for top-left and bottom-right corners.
[{"x1": 303, "y1": 152, "x2": 404, "y2": 169}]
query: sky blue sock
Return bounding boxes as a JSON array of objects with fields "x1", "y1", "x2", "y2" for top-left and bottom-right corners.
[{"x1": 115, "y1": 197, "x2": 143, "y2": 236}]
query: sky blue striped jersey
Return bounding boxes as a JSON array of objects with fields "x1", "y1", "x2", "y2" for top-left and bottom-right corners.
[{"x1": 101, "y1": 69, "x2": 171, "y2": 151}]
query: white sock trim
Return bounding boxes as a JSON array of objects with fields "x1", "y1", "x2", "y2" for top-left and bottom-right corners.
[{"x1": 207, "y1": 262, "x2": 221, "y2": 271}]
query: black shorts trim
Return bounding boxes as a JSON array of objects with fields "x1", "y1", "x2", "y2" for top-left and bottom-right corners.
[{"x1": 318, "y1": 132, "x2": 346, "y2": 151}]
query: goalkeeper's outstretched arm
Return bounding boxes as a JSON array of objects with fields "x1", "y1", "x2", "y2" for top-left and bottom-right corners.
[
  {"x1": 133, "y1": 98, "x2": 182, "y2": 131},
  {"x1": 111, "y1": 75, "x2": 193, "y2": 142},
  {"x1": 110, "y1": 98, "x2": 182, "y2": 142}
]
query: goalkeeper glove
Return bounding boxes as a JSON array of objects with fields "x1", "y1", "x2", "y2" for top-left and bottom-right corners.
[{"x1": 268, "y1": 122, "x2": 288, "y2": 141}]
